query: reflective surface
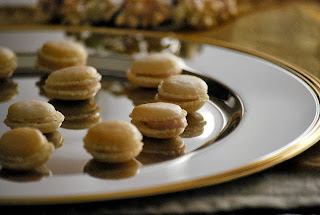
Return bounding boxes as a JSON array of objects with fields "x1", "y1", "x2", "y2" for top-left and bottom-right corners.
[{"x1": 0, "y1": 30, "x2": 319, "y2": 204}]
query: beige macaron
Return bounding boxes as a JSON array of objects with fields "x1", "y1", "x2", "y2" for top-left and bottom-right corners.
[
  {"x1": 43, "y1": 65, "x2": 102, "y2": 100},
  {"x1": 4, "y1": 100, "x2": 65, "y2": 133},
  {"x1": 0, "y1": 46, "x2": 17, "y2": 78},
  {"x1": 130, "y1": 102, "x2": 187, "y2": 139},
  {"x1": 0, "y1": 127, "x2": 55, "y2": 171},
  {"x1": 36, "y1": 40, "x2": 88, "y2": 73},
  {"x1": 155, "y1": 74, "x2": 209, "y2": 113},
  {"x1": 84, "y1": 120, "x2": 143, "y2": 163},
  {"x1": 126, "y1": 52, "x2": 182, "y2": 88},
  {"x1": 49, "y1": 98, "x2": 101, "y2": 129}
]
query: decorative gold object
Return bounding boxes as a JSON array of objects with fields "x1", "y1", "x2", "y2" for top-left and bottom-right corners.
[{"x1": 36, "y1": 0, "x2": 237, "y2": 30}]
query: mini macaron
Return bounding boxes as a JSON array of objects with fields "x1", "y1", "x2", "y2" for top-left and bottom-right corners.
[
  {"x1": 0, "y1": 46, "x2": 17, "y2": 78},
  {"x1": 4, "y1": 100, "x2": 64, "y2": 133},
  {"x1": 126, "y1": 52, "x2": 182, "y2": 88},
  {"x1": 130, "y1": 102, "x2": 188, "y2": 139},
  {"x1": 49, "y1": 98, "x2": 101, "y2": 129},
  {"x1": 36, "y1": 40, "x2": 88, "y2": 73},
  {"x1": 155, "y1": 74, "x2": 209, "y2": 113},
  {"x1": 0, "y1": 127, "x2": 55, "y2": 171},
  {"x1": 43, "y1": 65, "x2": 102, "y2": 100},
  {"x1": 83, "y1": 120, "x2": 143, "y2": 163}
]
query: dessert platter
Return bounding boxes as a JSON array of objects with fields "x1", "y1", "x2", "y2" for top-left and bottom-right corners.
[{"x1": 0, "y1": 29, "x2": 320, "y2": 205}]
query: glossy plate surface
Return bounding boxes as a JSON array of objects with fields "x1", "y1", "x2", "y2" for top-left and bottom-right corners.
[{"x1": 0, "y1": 30, "x2": 319, "y2": 204}]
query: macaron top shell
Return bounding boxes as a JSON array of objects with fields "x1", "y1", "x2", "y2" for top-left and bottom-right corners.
[
  {"x1": 84, "y1": 121, "x2": 143, "y2": 150},
  {"x1": 130, "y1": 52, "x2": 182, "y2": 76},
  {"x1": 158, "y1": 74, "x2": 208, "y2": 100},
  {"x1": 0, "y1": 127, "x2": 52, "y2": 157},
  {"x1": 39, "y1": 40, "x2": 87, "y2": 60},
  {"x1": 45, "y1": 66, "x2": 101, "y2": 85},
  {"x1": 0, "y1": 46, "x2": 16, "y2": 65},
  {"x1": 6, "y1": 100, "x2": 64, "y2": 123},
  {"x1": 130, "y1": 102, "x2": 187, "y2": 121}
]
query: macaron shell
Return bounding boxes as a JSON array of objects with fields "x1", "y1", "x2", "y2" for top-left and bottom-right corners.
[
  {"x1": 155, "y1": 94, "x2": 209, "y2": 113},
  {"x1": 44, "y1": 66, "x2": 101, "y2": 84},
  {"x1": 36, "y1": 40, "x2": 87, "y2": 73},
  {"x1": 157, "y1": 74, "x2": 208, "y2": 100},
  {"x1": 0, "y1": 128, "x2": 55, "y2": 170},
  {"x1": 43, "y1": 66, "x2": 102, "y2": 100},
  {"x1": 6, "y1": 100, "x2": 63, "y2": 122},
  {"x1": 126, "y1": 69, "x2": 164, "y2": 88},
  {"x1": 44, "y1": 82, "x2": 101, "y2": 100},
  {"x1": 131, "y1": 119, "x2": 186, "y2": 139},
  {"x1": 130, "y1": 52, "x2": 182, "y2": 76},
  {"x1": 129, "y1": 102, "x2": 187, "y2": 121},
  {"x1": 4, "y1": 100, "x2": 65, "y2": 133},
  {"x1": 40, "y1": 41, "x2": 87, "y2": 59},
  {"x1": 0, "y1": 47, "x2": 17, "y2": 78},
  {"x1": 0, "y1": 46, "x2": 16, "y2": 65},
  {"x1": 86, "y1": 144, "x2": 143, "y2": 163}
]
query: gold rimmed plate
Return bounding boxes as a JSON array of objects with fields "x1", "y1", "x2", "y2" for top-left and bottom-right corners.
[{"x1": 0, "y1": 29, "x2": 319, "y2": 205}]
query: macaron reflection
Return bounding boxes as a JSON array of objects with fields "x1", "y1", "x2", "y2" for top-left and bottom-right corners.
[
  {"x1": 44, "y1": 130, "x2": 64, "y2": 149},
  {"x1": 0, "y1": 78, "x2": 17, "y2": 102},
  {"x1": 0, "y1": 165, "x2": 51, "y2": 182},
  {"x1": 136, "y1": 136, "x2": 186, "y2": 165},
  {"x1": 35, "y1": 75, "x2": 48, "y2": 97},
  {"x1": 49, "y1": 98, "x2": 101, "y2": 130},
  {"x1": 124, "y1": 83, "x2": 157, "y2": 106},
  {"x1": 84, "y1": 159, "x2": 141, "y2": 180},
  {"x1": 181, "y1": 112, "x2": 207, "y2": 138}
]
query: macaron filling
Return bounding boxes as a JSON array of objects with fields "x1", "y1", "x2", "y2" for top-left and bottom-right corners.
[{"x1": 142, "y1": 118, "x2": 187, "y2": 130}]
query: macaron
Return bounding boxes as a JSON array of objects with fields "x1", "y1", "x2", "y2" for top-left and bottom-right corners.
[
  {"x1": 126, "y1": 52, "x2": 182, "y2": 88},
  {"x1": 36, "y1": 40, "x2": 88, "y2": 73},
  {"x1": 0, "y1": 46, "x2": 17, "y2": 78},
  {"x1": 49, "y1": 98, "x2": 101, "y2": 129},
  {"x1": 4, "y1": 100, "x2": 65, "y2": 133},
  {"x1": 155, "y1": 74, "x2": 209, "y2": 113},
  {"x1": 0, "y1": 127, "x2": 55, "y2": 171},
  {"x1": 129, "y1": 102, "x2": 188, "y2": 139},
  {"x1": 43, "y1": 65, "x2": 102, "y2": 100},
  {"x1": 181, "y1": 112, "x2": 207, "y2": 138},
  {"x1": 83, "y1": 120, "x2": 143, "y2": 163}
]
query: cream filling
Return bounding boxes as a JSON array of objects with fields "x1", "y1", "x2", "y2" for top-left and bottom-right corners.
[{"x1": 143, "y1": 118, "x2": 187, "y2": 130}]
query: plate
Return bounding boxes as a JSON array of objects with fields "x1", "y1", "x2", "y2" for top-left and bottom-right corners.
[{"x1": 0, "y1": 29, "x2": 320, "y2": 205}]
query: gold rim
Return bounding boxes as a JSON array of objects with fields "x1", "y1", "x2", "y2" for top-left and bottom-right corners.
[{"x1": 1, "y1": 26, "x2": 320, "y2": 205}]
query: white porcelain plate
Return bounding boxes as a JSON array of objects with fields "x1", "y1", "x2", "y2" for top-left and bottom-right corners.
[{"x1": 0, "y1": 30, "x2": 319, "y2": 205}]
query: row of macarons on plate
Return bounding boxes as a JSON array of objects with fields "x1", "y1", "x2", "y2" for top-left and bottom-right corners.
[{"x1": 0, "y1": 40, "x2": 209, "y2": 173}]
